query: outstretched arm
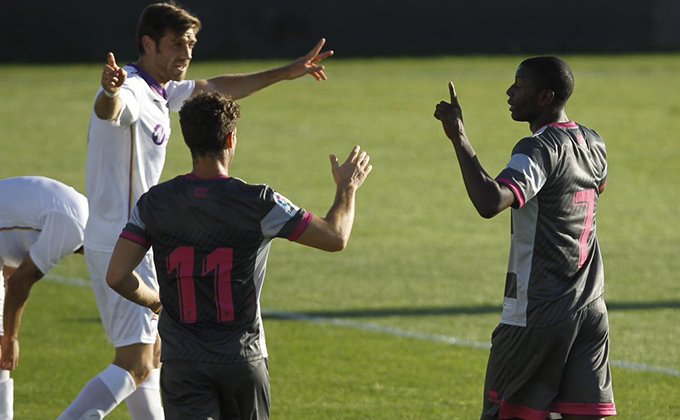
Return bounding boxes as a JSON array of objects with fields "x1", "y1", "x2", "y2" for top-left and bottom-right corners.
[
  {"x1": 192, "y1": 38, "x2": 333, "y2": 100},
  {"x1": 434, "y1": 82, "x2": 515, "y2": 218},
  {"x1": 106, "y1": 238, "x2": 161, "y2": 313},
  {"x1": 0, "y1": 257, "x2": 45, "y2": 370},
  {"x1": 295, "y1": 145, "x2": 372, "y2": 251},
  {"x1": 94, "y1": 52, "x2": 128, "y2": 121}
]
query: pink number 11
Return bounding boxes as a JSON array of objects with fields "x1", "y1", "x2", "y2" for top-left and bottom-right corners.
[{"x1": 167, "y1": 246, "x2": 235, "y2": 323}]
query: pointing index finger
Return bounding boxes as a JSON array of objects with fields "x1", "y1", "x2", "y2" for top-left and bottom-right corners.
[
  {"x1": 107, "y1": 52, "x2": 117, "y2": 69},
  {"x1": 448, "y1": 81, "x2": 457, "y2": 103}
]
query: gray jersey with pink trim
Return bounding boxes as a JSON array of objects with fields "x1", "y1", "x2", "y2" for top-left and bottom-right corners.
[
  {"x1": 121, "y1": 174, "x2": 311, "y2": 363},
  {"x1": 495, "y1": 122, "x2": 607, "y2": 327}
]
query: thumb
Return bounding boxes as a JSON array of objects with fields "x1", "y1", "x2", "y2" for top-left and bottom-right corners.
[
  {"x1": 108, "y1": 52, "x2": 118, "y2": 69},
  {"x1": 329, "y1": 154, "x2": 339, "y2": 171}
]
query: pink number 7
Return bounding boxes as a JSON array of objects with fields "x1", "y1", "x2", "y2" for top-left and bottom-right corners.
[
  {"x1": 573, "y1": 189, "x2": 595, "y2": 268},
  {"x1": 167, "y1": 246, "x2": 234, "y2": 323}
]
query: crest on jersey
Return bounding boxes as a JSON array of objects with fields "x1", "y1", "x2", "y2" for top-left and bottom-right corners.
[{"x1": 273, "y1": 192, "x2": 299, "y2": 215}]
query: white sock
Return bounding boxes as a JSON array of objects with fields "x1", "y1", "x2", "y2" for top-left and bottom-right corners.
[
  {"x1": 0, "y1": 370, "x2": 13, "y2": 420},
  {"x1": 125, "y1": 368, "x2": 164, "y2": 420},
  {"x1": 57, "y1": 364, "x2": 136, "y2": 420}
]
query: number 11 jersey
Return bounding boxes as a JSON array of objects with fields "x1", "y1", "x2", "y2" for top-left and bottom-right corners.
[{"x1": 120, "y1": 174, "x2": 312, "y2": 363}]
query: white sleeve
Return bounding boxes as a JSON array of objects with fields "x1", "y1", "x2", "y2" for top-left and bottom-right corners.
[
  {"x1": 29, "y1": 212, "x2": 85, "y2": 275},
  {"x1": 97, "y1": 81, "x2": 141, "y2": 127},
  {"x1": 166, "y1": 79, "x2": 195, "y2": 112}
]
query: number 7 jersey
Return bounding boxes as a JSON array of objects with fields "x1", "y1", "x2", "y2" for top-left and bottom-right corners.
[
  {"x1": 495, "y1": 122, "x2": 608, "y2": 328},
  {"x1": 120, "y1": 174, "x2": 312, "y2": 363}
]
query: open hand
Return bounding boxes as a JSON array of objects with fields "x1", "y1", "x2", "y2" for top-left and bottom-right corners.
[
  {"x1": 288, "y1": 38, "x2": 334, "y2": 81},
  {"x1": 434, "y1": 81, "x2": 467, "y2": 141},
  {"x1": 330, "y1": 145, "x2": 372, "y2": 190},
  {"x1": 101, "y1": 52, "x2": 127, "y2": 94}
]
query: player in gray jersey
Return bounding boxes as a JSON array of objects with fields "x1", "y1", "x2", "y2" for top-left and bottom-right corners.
[
  {"x1": 106, "y1": 91, "x2": 372, "y2": 420},
  {"x1": 434, "y1": 57, "x2": 615, "y2": 420}
]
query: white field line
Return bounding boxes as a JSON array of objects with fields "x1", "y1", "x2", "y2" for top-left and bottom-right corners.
[{"x1": 45, "y1": 274, "x2": 680, "y2": 377}]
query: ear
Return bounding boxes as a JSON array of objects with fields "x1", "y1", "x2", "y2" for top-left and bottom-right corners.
[
  {"x1": 142, "y1": 35, "x2": 156, "y2": 55},
  {"x1": 225, "y1": 131, "x2": 234, "y2": 149},
  {"x1": 538, "y1": 89, "x2": 555, "y2": 106}
]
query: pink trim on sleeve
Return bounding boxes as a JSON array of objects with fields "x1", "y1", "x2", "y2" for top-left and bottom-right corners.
[
  {"x1": 287, "y1": 211, "x2": 313, "y2": 241},
  {"x1": 120, "y1": 230, "x2": 151, "y2": 249},
  {"x1": 598, "y1": 180, "x2": 607, "y2": 193},
  {"x1": 496, "y1": 177, "x2": 526, "y2": 208},
  {"x1": 551, "y1": 402, "x2": 617, "y2": 416}
]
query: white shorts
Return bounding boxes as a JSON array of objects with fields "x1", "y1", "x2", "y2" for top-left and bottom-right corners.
[
  {"x1": 85, "y1": 247, "x2": 159, "y2": 347},
  {"x1": 0, "y1": 211, "x2": 84, "y2": 274}
]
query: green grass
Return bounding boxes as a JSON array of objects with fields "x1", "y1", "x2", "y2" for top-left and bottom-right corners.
[{"x1": 1, "y1": 54, "x2": 679, "y2": 419}]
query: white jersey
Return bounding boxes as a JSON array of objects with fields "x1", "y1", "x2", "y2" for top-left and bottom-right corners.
[
  {"x1": 84, "y1": 64, "x2": 195, "y2": 251},
  {"x1": 0, "y1": 176, "x2": 88, "y2": 274}
]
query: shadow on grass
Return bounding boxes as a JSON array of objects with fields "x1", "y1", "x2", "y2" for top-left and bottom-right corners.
[{"x1": 264, "y1": 300, "x2": 680, "y2": 319}]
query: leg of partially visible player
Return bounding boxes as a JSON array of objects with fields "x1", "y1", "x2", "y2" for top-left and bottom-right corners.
[
  {"x1": 124, "y1": 335, "x2": 163, "y2": 419},
  {"x1": 0, "y1": 268, "x2": 14, "y2": 420},
  {"x1": 57, "y1": 249, "x2": 163, "y2": 420},
  {"x1": 56, "y1": 339, "x2": 161, "y2": 420}
]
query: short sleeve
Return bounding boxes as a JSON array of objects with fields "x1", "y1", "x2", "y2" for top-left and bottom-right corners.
[
  {"x1": 495, "y1": 137, "x2": 552, "y2": 208},
  {"x1": 29, "y1": 212, "x2": 85, "y2": 275},
  {"x1": 96, "y1": 80, "x2": 141, "y2": 127},
  {"x1": 166, "y1": 80, "x2": 195, "y2": 112},
  {"x1": 259, "y1": 188, "x2": 311, "y2": 240},
  {"x1": 119, "y1": 203, "x2": 151, "y2": 249}
]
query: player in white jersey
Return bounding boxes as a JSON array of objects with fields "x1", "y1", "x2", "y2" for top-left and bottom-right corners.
[
  {"x1": 0, "y1": 176, "x2": 88, "y2": 420},
  {"x1": 61, "y1": 2, "x2": 334, "y2": 419}
]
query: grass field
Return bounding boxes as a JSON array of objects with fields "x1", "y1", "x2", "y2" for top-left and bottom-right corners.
[{"x1": 1, "y1": 54, "x2": 679, "y2": 419}]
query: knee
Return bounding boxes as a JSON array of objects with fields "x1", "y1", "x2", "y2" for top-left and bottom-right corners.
[
  {"x1": 113, "y1": 345, "x2": 157, "y2": 385},
  {"x1": 129, "y1": 363, "x2": 155, "y2": 385},
  {"x1": 114, "y1": 359, "x2": 154, "y2": 385}
]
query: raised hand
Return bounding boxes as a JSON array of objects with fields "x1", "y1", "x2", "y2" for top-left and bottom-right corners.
[
  {"x1": 434, "y1": 81, "x2": 467, "y2": 141},
  {"x1": 287, "y1": 38, "x2": 334, "y2": 81},
  {"x1": 329, "y1": 145, "x2": 372, "y2": 190},
  {"x1": 101, "y1": 52, "x2": 127, "y2": 94}
]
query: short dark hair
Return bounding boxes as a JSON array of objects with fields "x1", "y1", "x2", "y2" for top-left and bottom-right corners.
[
  {"x1": 520, "y1": 56, "x2": 574, "y2": 107},
  {"x1": 136, "y1": 2, "x2": 201, "y2": 55},
  {"x1": 179, "y1": 92, "x2": 241, "y2": 158}
]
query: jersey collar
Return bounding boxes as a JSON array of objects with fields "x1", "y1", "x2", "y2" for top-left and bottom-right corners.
[
  {"x1": 183, "y1": 173, "x2": 231, "y2": 180},
  {"x1": 127, "y1": 63, "x2": 168, "y2": 101},
  {"x1": 534, "y1": 121, "x2": 578, "y2": 134}
]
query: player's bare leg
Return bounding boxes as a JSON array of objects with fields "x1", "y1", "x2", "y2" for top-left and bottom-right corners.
[
  {"x1": 113, "y1": 342, "x2": 156, "y2": 385},
  {"x1": 0, "y1": 272, "x2": 14, "y2": 420},
  {"x1": 57, "y1": 338, "x2": 162, "y2": 420},
  {"x1": 122, "y1": 334, "x2": 164, "y2": 420}
]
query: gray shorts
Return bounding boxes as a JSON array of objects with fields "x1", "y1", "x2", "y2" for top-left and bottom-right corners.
[
  {"x1": 161, "y1": 358, "x2": 270, "y2": 420},
  {"x1": 481, "y1": 296, "x2": 616, "y2": 420}
]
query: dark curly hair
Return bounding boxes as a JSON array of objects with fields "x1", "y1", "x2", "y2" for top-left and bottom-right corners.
[
  {"x1": 136, "y1": 1, "x2": 201, "y2": 55},
  {"x1": 520, "y1": 56, "x2": 574, "y2": 107},
  {"x1": 179, "y1": 92, "x2": 241, "y2": 158}
]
